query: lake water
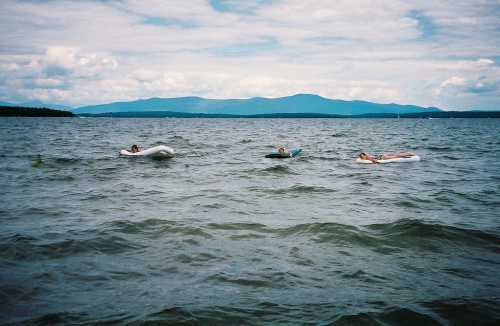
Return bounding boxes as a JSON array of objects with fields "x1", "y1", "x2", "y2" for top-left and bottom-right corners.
[{"x1": 1, "y1": 118, "x2": 499, "y2": 325}]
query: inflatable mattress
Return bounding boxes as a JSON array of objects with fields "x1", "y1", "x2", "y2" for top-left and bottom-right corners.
[
  {"x1": 120, "y1": 145, "x2": 175, "y2": 158},
  {"x1": 356, "y1": 155, "x2": 420, "y2": 164},
  {"x1": 265, "y1": 148, "x2": 302, "y2": 158}
]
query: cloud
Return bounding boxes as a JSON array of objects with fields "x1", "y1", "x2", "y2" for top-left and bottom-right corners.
[
  {"x1": 0, "y1": 0, "x2": 499, "y2": 109},
  {"x1": 466, "y1": 80, "x2": 499, "y2": 93},
  {"x1": 0, "y1": 46, "x2": 118, "y2": 103},
  {"x1": 433, "y1": 57, "x2": 499, "y2": 99},
  {"x1": 256, "y1": 0, "x2": 422, "y2": 43},
  {"x1": 440, "y1": 76, "x2": 467, "y2": 88},
  {"x1": 436, "y1": 75, "x2": 499, "y2": 95}
]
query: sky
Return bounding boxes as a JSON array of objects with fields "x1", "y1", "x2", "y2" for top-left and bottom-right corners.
[{"x1": 0, "y1": 0, "x2": 499, "y2": 110}]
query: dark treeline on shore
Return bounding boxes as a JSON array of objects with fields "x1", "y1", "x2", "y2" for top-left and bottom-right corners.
[
  {"x1": 0, "y1": 106, "x2": 74, "y2": 117},
  {"x1": 78, "y1": 110, "x2": 500, "y2": 119}
]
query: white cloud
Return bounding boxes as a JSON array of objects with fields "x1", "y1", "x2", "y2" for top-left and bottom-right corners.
[
  {"x1": 434, "y1": 74, "x2": 499, "y2": 97},
  {"x1": 477, "y1": 58, "x2": 494, "y2": 66},
  {"x1": 442, "y1": 76, "x2": 467, "y2": 87},
  {"x1": 33, "y1": 78, "x2": 65, "y2": 89},
  {"x1": 0, "y1": 63, "x2": 19, "y2": 72},
  {"x1": 0, "y1": 0, "x2": 499, "y2": 109},
  {"x1": 432, "y1": 56, "x2": 500, "y2": 101},
  {"x1": 257, "y1": 0, "x2": 420, "y2": 42},
  {"x1": 0, "y1": 46, "x2": 118, "y2": 103},
  {"x1": 131, "y1": 69, "x2": 159, "y2": 82},
  {"x1": 433, "y1": 76, "x2": 467, "y2": 96}
]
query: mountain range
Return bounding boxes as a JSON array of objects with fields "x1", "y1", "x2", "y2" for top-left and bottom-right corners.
[
  {"x1": 72, "y1": 94, "x2": 441, "y2": 115},
  {"x1": 1, "y1": 94, "x2": 443, "y2": 115}
]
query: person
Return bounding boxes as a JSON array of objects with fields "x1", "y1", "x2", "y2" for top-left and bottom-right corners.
[
  {"x1": 131, "y1": 144, "x2": 140, "y2": 153},
  {"x1": 359, "y1": 151, "x2": 416, "y2": 162},
  {"x1": 278, "y1": 147, "x2": 292, "y2": 157},
  {"x1": 359, "y1": 152, "x2": 378, "y2": 163}
]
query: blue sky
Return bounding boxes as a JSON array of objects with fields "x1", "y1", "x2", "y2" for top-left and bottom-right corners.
[{"x1": 0, "y1": 0, "x2": 499, "y2": 110}]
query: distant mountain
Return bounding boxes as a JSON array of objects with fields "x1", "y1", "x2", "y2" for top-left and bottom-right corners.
[
  {"x1": 73, "y1": 94, "x2": 441, "y2": 115},
  {"x1": 0, "y1": 100, "x2": 72, "y2": 111}
]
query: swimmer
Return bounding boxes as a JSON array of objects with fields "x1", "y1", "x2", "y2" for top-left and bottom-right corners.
[{"x1": 131, "y1": 144, "x2": 140, "y2": 153}]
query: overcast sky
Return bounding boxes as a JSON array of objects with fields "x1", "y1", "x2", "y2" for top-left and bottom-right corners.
[{"x1": 0, "y1": 0, "x2": 499, "y2": 109}]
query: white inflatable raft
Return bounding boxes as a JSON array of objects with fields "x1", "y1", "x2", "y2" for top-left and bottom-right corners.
[
  {"x1": 120, "y1": 145, "x2": 175, "y2": 158},
  {"x1": 356, "y1": 155, "x2": 420, "y2": 164}
]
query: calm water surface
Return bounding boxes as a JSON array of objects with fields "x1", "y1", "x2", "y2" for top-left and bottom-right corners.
[{"x1": 1, "y1": 118, "x2": 499, "y2": 325}]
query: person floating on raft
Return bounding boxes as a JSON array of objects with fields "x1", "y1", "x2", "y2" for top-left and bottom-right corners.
[
  {"x1": 278, "y1": 147, "x2": 290, "y2": 156},
  {"x1": 121, "y1": 144, "x2": 175, "y2": 158},
  {"x1": 358, "y1": 152, "x2": 416, "y2": 163},
  {"x1": 130, "y1": 144, "x2": 140, "y2": 153},
  {"x1": 265, "y1": 147, "x2": 302, "y2": 158}
]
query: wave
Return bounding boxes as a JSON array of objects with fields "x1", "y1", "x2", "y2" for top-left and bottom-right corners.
[
  {"x1": 331, "y1": 132, "x2": 348, "y2": 137},
  {"x1": 146, "y1": 302, "x2": 337, "y2": 324},
  {"x1": 44, "y1": 174, "x2": 77, "y2": 182},
  {"x1": 250, "y1": 185, "x2": 337, "y2": 195},
  {"x1": 442, "y1": 155, "x2": 460, "y2": 160},
  {"x1": 207, "y1": 222, "x2": 269, "y2": 232},
  {"x1": 307, "y1": 155, "x2": 340, "y2": 161},
  {"x1": 2, "y1": 219, "x2": 497, "y2": 263},
  {"x1": 175, "y1": 252, "x2": 221, "y2": 264},
  {"x1": 27, "y1": 156, "x2": 119, "y2": 172},
  {"x1": 241, "y1": 165, "x2": 297, "y2": 176},
  {"x1": 261, "y1": 165, "x2": 296, "y2": 174},
  {"x1": 107, "y1": 218, "x2": 213, "y2": 239},
  {"x1": 228, "y1": 233, "x2": 266, "y2": 240},
  {"x1": 333, "y1": 307, "x2": 440, "y2": 325},
  {"x1": 0, "y1": 232, "x2": 142, "y2": 261},
  {"x1": 12, "y1": 298, "x2": 500, "y2": 325},
  {"x1": 366, "y1": 219, "x2": 500, "y2": 252},
  {"x1": 425, "y1": 145, "x2": 454, "y2": 152},
  {"x1": 0, "y1": 219, "x2": 216, "y2": 262},
  {"x1": 431, "y1": 189, "x2": 499, "y2": 206},
  {"x1": 205, "y1": 219, "x2": 500, "y2": 253},
  {"x1": 206, "y1": 271, "x2": 292, "y2": 288},
  {"x1": 140, "y1": 298, "x2": 500, "y2": 325},
  {"x1": 52, "y1": 157, "x2": 84, "y2": 165},
  {"x1": 11, "y1": 311, "x2": 132, "y2": 325},
  {"x1": 421, "y1": 298, "x2": 500, "y2": 325}
]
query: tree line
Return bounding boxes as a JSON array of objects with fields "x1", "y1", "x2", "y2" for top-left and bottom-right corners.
[{"x1": 0, "y1": 106, "x2": 74, "y2": 117}]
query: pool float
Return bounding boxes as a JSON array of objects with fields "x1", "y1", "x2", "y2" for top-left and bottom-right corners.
[
  {"x1": 120, "y1": 145, "x2": 175, "y2": 158},
  {"x1": 356, "y1": 155, "x2": 420, "y2": 164},
  {"x1": 265, "y1": 148, "x2": 302, "y2": 158}
]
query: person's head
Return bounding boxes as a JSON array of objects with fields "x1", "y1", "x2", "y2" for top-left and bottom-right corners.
[
  {"x1": 278, "y1": 147, "x2": 285, "y2": 153},
  {"x1": 131, "y1": 144, "x2": 139, "y2": 153},
  {"x1": 359, "y1": 152, "x2": 368, "y2": 159}
]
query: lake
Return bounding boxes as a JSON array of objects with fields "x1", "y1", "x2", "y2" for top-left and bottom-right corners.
[{"x1": 1, "y1": 117, "x2": 499, "y2": 324}]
